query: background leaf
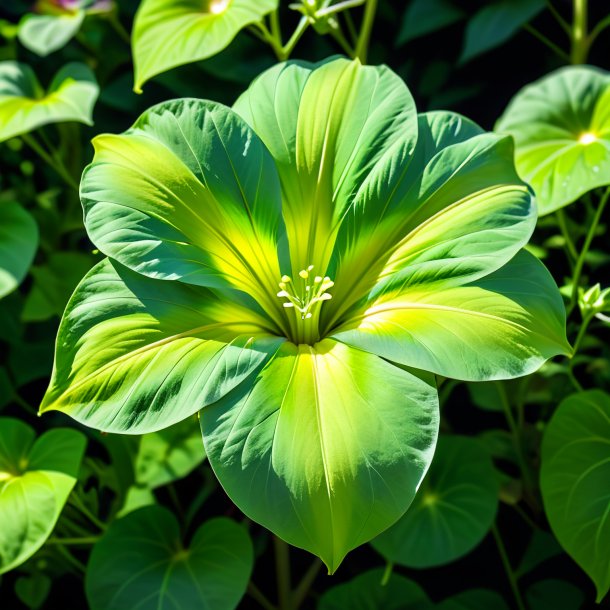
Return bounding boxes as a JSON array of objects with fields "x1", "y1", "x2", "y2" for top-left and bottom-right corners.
[{"x1": 18, "y1": 11, "x2": 84, "y2": 56}]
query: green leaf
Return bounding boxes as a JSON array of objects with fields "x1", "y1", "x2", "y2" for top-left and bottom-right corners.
[
  {"x1": 132, "y1": 0, "x2": 278, "y2": 92},
  {"x1": 41, "y1": 258, "x2": 283, "y2": 434},
  {"x1": 116, "y1": 485, "x2": 156, "y2": 518},
  {"x1": 22, "y1": 252, "x2": 94, "y2": 322},
  {"x1": 0, "y1": 202, "x2": 38, "y2": 299},
  {"x1": 437, "y1": 589, "x2": 509, "y2": 610},
  {"x1": 0, "y1": 418, "x2": 87, "y2": 574},
  {"x1": 85, "y1": 506, "x2": 253, "y2": 610},
  {"x1": 496, "y1": 66, "x2": 610, "y2": 214},
  {"x1": 525, "y1": 579, "x2": 585, "y2": 610},
  {"x1": 317, "y1": 568, "x2": 431, "y2": 610},
  {"x1": 0, "y1": 61, "x2": 99, "y2": 142},
  {"x1": 18, "y1": 11, "x2": 85, "y2": 56},
  {"x1": 372, "y1": 436, "x2": 499, "y2": 568},
  {"x1": 135, "y1": 415, "x2": 205, "y2": 489},
  {"x1": 540, "y1": 390, "x2": 610, "y2": 602},
  {"x1": 515, "y1": 529, "x2": 563, "y2": 578},
  {"x1": 203, "y1": 339, "x2": 439, "y2": 573},
  {"x1": 80, "y1": 98, "x2": 284, "y2": 320},
  {"x1": 333, "y1": 250, "x2": 570, "y2": 381},
  {"x1": 460, "y1": 0, "x2": 545, "y2": 64},
  {"x1": 397, "y1": 0, "x2": 464, "y2": 45},
  {"x1": 15, "y1": 573, "x2": 52, "y2": 609}
]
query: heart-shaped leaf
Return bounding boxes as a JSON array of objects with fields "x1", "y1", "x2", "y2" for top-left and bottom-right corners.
[
  {"x1": 0, "y1": 202, "x2": 38, "y2": 300},
  {"x1": 132, "y1": 0, "x2": 278, "y2": 92},
  {"x1": 0, "y1": 418, "x2": 87, "y2": 574},
  {"x1": 372, "y1": 435, "x2": 499, "y2": 568},
  {"x1": 540, "y1": 390, "x2": 610, "y2": 602},
  {"x1": 85, "y1": 506, "x2": 253, "y2": 610},
  {"x1": 0, "y1": 61, "x2": 99, "y2": 142},
  {"x1": 18, "y1": 11, "x2": 85, "y2": 56},
  {"x1": 496, "y1": 66, "x2": 610, "y2": 214}
]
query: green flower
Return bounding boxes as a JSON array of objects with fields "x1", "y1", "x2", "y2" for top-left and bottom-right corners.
[{"x1": 41, "y1": 58, "x2": 570, "y2": 571}]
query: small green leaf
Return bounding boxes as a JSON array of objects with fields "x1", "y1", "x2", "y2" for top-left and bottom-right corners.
[
  {"x1": 460, "y1": 0, "x2": 545, "y2": 64},
  {"x1": 15, "y1": 573, "x2": 52, "y2": 609},
  {"x1": 397, "y1": 0, "x2": 464, "y2": 45},
  {"x1": 116, "y1": 485, "x2": 156, "y2": 518},
  {"x1": 0, "y1": 418, "x2": 87, "y2": 574},
  {"x1": 0, "y1": 61, "x2": 99, "y2": 142},
  {"x1": 18, "y1": 11, "x2": 85, "y2": 56},
  {"x1": 0, "y1": 202, "x2": 38, "y2": 299},
  {"x1": 132, "y1": 0, "x2": 278, "y2": 92},
  {"x1": 317, "y1": 568, "x2": 431, "y2": 610},
  {"x1": 515, "y1": 529, "x2": 563, "y2": 578},
  {"x1": 525, "y1": 579, "x2": 585, "y2": 610},
  {"x1": 496, "y1": 66, "x2": 610, "y2": 214},
  {"x1": 540, "y1": 390, "x2": 610, "y2": 602},
  {"x1": 85, "y1": 506, "x2": 253, "y2": 610},
  {"x1": 437, "y1": 589, "x2": 509, "y2": 610},
  {"x1": 135, "y1": 416, "x2": 205, "y2": 489},
  {"x1": 372, "y1": 436, "x2": 499, "y2": 568}
]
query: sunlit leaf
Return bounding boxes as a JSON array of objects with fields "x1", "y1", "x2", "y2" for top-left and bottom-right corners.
[
  {"x1": 496, "y1": 66, "x2": 610, "y2": 214},
  {"x1": 132, "y1": 0, "x2": 278, "y2": 92},
  {"x1": 372, "y1": 436, "x2": 499, "y2": 567},
  {"x1": 0, "y1": 61, "x2": 99, "y2": 142},
  {"x1": 540, "y1": 390, "x2": 610, "y2": 602},
  {"x1": 85, "y1": 506, "x2": 253, "y2": 610},
  {"x1": 18, "y1": 11, "x2": 84, "y2": 56},
  {"x1": 0, "y1": 418, "x2": 87, "y2": 574},
  {"x1": 0, "y1": 202, "x2": 38, "y2": 299}
]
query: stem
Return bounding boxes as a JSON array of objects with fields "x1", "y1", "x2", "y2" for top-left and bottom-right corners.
[
  {"x1": 329, "y1": 24, "x2": 356, "y2": 57},
  {"x1": 523, "y1": 23, "x2": 570, "y2": 62},
  {"x1": 69, "y1": 493, "x2": 106, "y2": 531},
  {"x1": 316, "y1": 0, "x2": 366, "y2": 18},
  {"x1": 270, "y1": 10, "x2": 283, "y2": 46},
  {"x1": 587, "y1": 14, "x2": 610, "y2": 47},
  {"x1": 344, "y1": 11, "x2": 358, "y2": 45},
  {"x1": 107, "y1": 14, "x2": 131, "y2": 44},
  {"x1": 380, "y1": 560, "x2": 393, "y2": 586},
  {"x1": 55, "y1": 544, "x2": 86, "y2": 574},
  {"x1": 247, "y1": 582, "x2": 278, "y2": 610},
  {"x1": 546, "y1": 0, "x2": 571, "y2": 34},
  {"x1": 555, "y1": 208, "x2": 578, "y2": 265},
  {"x1": 511, "y1": 503, "x2": 537, "y2": 530},
  {"x1": 492, "y1": 524, "x2": 526, "y2": 610},
  {"x1": 12, "y1": 392, "x2": 37, "y2": 415},
  {"x1": 274, "y1": 537, "x2": 292, "y2": 610},
  {"x1": 570, "y1": 0, "x2": 588, "y2": 64},
  {"x1": 567, "y1": 187, "x2": 610, "y2": 316},
  {"x1": 292, "y1": 559, "x2": 322, "y2": 609},
  {"x1": 281, "y1": 17, "x2": 309, "y2": 58},
  {"x1": 21, "y1": 133, "x2": 78, "y2": 191},
  {"x1": 354, "y1": 0, "x2": 378, "y2": 63},
  {"x1": 47, "y1": 536, "x2": 99, "y2": 545}
]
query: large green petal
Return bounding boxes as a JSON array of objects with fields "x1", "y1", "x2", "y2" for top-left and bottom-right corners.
[
  {"x1": 81, "y1": 98, "x2": 285, "y2": 325},
  {"x1": 540, "y1": 390, "x2": 610, "y2": 602},
  {"x1": 0, "y1": 418, "x2": 86, "y2": 574},
  {"x1": 0, "y1": 202, "x2": 38, "y2": 299},
  {"x1": 496, "y1": 66, "x2": 610, "y2": 214},
  {"x1": 40, "y1": 258, "x2": 283, "y2": 434},
  {"x1": 202, "y1": 339, "x2": 439, "y2": 572},
  {"x1": 333, "y1": 251, "x2": 570, "y2": 381},
  {"x1": 133, "y1": 0, "x2": 278, "y2": 93},
  {"x1": 0, "y1": 62, "x2": 99, "y2": 142},
  {"x1": 234, "y1": 58, "x2": 418, "y2": 276}
]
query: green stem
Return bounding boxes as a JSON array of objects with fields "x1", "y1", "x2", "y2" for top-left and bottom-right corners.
[
  {"x1": 316, "y1": 0, "x2": 366, "y2": 18},
  {"x1": 380, "y1": 560, "x2": 393, "y2": 586},
  {"x1": 281, "y1": 17, "x2": 309, "y2": 58},
  {"x1": 274, "y1": 537, "x2": 292, "y2": 610},
  {"x1": 21, "y1": 133, "x2": 78, "y2": 191},
  {"x1": 492, "y1": 524, "x2": 526, "y2": 610},
  {"x1": 247, "y1": 582, "x2": 278, "y2": 610},
  {"x1": 555, "y1": 208, "x2": 578, "y2": 265},
  {"x1": 107, "y1": 14, "x2": 131, "y2": 44},
  {"x1": 69, "y1": 493, "x2": 106, "y2": 531},
  {"x1": 291, "y1": 559, "x2": 322, "y2": 609},
  {"x1": 344, "y1": 10, "x2": 359, "y2": 45},
  {"x1": 270, "y1": 10, "x2": 283, "y2": 46},
  {"x1": 546, "y1": 0, "x2": 571, "y2": 34},
  {"x1": 329, "y1": 23, "x2": 356, "y2": 57},
  {"x1": 12, "y1": 392, "x2": 37, "y2": 415},
  {"x1": 47, "y1": 536, "x2": 99, "y2": 545},
  {"x1": 511, "y1": 503, "x2": 537, "y2": 530},
  {"x1": 570, "y1": 0, "x2": 588, "y2": 64},
  {"x1": 55, "y1": 544, "x2": 86, "y2": 574},
  {"x1": 523, "y1": 23, "x2": 570, "y2": 62},
  {"x1": 354, "y1": 0, "x2": 378, "y2": 63},
  {"x1": 587, "y1": 14, "x2": 610, "y2": 47},
  {"x1": 567, "y1": 187, "x2": 610, "y2": 316}
]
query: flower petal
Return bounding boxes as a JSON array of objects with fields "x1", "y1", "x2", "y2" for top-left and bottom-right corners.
[{"x1": 202, "y1": 339, "x2": 439, "y2": 572}]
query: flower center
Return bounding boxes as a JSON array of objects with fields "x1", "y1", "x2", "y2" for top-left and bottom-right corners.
[{"x1": 276, "y1": 266, "x2": 334, "y2": 344}]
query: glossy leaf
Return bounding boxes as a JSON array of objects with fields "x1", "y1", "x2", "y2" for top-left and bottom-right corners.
[
  {"x1": 18, "y1": 11, "x2": 84, "y2": 56},
  {"x1": 85, "y1": 506, "x2": 253, "y2": 610},
  {"x1": 0, "y1": 418, "x2": 86, "y2": 574},
  {"x1": 460, "y1": 0, "x2": 545, "y2": 64},
  {"x1": 203, "y1": 339, "x2": 439, "y2": 573},
  {"x1": 0, "y1": 202, "x2": 38, "y2": 299},
  {"x1": 496, "y1": 66, "x2": 610, "y2": 214},
  {"x1": 317, "y1": 568, "x2": 431, "y2": 610},
  {"x1": 132, "y1": 0, "x2": 278, "y2": 92},
  {"x1": 0, "y1": 61, "x2": 99, "y2": 142},
  {"x1": 135, "y1": 415, "x2": 205, "y2": 488},
  {"x1": 540, "y1": 390, "x2": 610, "y2": 602},
  {"x1": 372, "y1": 436, "x2": 499, "y2": 568},
  {"x1": 41, "y1": 258, "x2": 283, "y2": 434}
]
